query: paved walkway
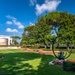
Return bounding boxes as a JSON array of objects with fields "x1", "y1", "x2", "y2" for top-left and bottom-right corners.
[{"x1": 0, "y1": 47, "x2": 18, "y2": 50}]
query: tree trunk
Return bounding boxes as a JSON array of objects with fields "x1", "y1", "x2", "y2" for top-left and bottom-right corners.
[{"x1": 50, "y1": 43, "x2": 52, "y2": 50}]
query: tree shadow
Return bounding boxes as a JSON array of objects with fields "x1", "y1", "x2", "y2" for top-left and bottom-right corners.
[
  {"x1": 0, "y1": 52, "x2": 54, "y2": 75},
  {"x1": 0, "y1": 52, "x2": 74, "y2": 75}
]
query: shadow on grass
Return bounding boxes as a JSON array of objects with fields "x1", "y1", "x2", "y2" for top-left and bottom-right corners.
[{"x1": 0, "y1": 52, "x2": 75, "y2": 75}]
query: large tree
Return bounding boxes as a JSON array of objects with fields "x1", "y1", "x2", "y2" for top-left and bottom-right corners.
[
  {"x1": 21, "y1": 18, "x2": 52, "y2": 47},
  {"x1": 44, "y1": 12, "x2": 75, "y2": 43},
  {"x1": 21, "y1": 11, "x2": 75, "y2": 47}
]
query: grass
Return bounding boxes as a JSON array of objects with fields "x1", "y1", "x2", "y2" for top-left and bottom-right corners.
[{"x1": 0, "y1": 49, "x2": 75, "y2": 75}]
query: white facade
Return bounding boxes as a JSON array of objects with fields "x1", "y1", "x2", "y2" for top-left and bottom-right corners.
[{"x1": 0, "y1": 35, "x2": 12, "y2": 46}]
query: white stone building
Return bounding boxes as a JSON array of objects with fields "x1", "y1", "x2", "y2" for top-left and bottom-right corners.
[{"x1": 0, "y1": 35, "x2": 12, "y2": 46}]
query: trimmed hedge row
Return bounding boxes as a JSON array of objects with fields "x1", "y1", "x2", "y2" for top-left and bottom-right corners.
[{"x1": 63, "y1": 61, "x2": 75, "y2": 72}]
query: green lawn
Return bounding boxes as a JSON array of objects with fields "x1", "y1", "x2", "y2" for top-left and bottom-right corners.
[{"x1": 0, "y1": 49, "x2": 75, "y2": 75}]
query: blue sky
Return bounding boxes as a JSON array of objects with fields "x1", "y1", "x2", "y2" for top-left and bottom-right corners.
[{"x1": 0, "y1": 0, "x2": 75, "y2": 37}]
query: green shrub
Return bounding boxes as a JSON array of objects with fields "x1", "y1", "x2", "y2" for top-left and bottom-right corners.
[
  {"x1": 72, "y1": 49, "x2": 75, "y2": 53},
  {"x1": 63, "y1": 61, "x2": 75, "y2": 72}
]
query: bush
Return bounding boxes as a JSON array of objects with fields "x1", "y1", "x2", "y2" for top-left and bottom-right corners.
[
  {"x1": 63, "y1": 60, "x2": 75, "y2": 72},
  {"x1": 72, "y1": 49, "x2": 75, "y2": 53}
]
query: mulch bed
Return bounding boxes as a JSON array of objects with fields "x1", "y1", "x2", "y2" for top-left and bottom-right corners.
[
  {"x1": 38, "y1": 50, "x2": 59, "y2": 55},
  {"x1": 18, "y1": 48, "x2": 59, "y2": 55},
  {"x1": 67, "y1": 60, "x2": 75, "y2": 63}
]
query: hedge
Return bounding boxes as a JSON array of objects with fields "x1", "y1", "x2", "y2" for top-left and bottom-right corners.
[{"x1": 63, "y1": 60, "x2": 75, "y2": 72}]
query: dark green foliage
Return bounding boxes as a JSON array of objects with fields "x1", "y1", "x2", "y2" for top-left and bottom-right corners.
[
  {"x1": 21, "y1": 11, "x2": 75, "y2": 48},
  {"x1": 11, "y1": 36, "x2": 21, "y2": 39},
  {"x1": 63, "y1": 61, "x2": 75, "y2": 72}
]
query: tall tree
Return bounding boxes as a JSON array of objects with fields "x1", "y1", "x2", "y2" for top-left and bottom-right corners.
[
  {"x1": 21, "y1": 11, "x2": 75, "y2": 47},
  {"x1": 11, "y1": 36, "x2": 21, "y2": 46}
]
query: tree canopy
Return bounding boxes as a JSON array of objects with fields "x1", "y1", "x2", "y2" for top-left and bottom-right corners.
[{"x1": 21, "y1": 11, "x2": 75, "y2": 47}]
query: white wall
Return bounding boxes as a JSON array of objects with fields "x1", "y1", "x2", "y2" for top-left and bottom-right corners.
[{"x1": 0, "y1": 35, "x2": 12, "y2": 45}]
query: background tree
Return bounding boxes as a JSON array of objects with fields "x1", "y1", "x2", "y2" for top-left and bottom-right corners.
[{"x1": 11, "y1": 36, "x2": 21, "y2": 46}]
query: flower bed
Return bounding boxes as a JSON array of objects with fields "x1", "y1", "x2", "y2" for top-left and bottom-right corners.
[
  {"x1": 18, "y1": 48, "x2": 24, "y2": 50},
  {"x1": 53, "y1": 60, "x2": 63, "y2": 65},
  {"x1": 38, "y1": 50, "x2": 59, "y2": 55},
  {"x1": 25, "y1": 49, "x2": 35, "y2": 52},
  {"x1": 25, "y1": 48, "x2": 36, "y2": 52},
  {"x1": 18, "y1": 48, "x2": 59, "y2": 55}
]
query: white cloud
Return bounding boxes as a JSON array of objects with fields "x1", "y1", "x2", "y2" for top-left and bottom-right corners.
[
  {"x1": 6, "y1": 15, "x2": 16, "y2": 20},
  {"x1": 35, "y1": 0, "x2": 61, "y2": 15},
  {"x1": 6, "y1": 15, "x2": 24, "y2": 29},
  {"x1": 12, "y1": 20, "x2": 24, "y2": 28},
  {"x1": 18, "y1": 25, "x2": 24, "y2": 28},
  {"x1": 6, "y1": 21, "x2": 13, "y2": 25},
  {"x1": 30, "y1": 0, "x2": 37, "y2": 6},
  {"x1": 29, "y1": 22, "x2": 35, "y2": 26},
  {"x1": 6, "y1": 28, "x2": 18, "y2": 33}
]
